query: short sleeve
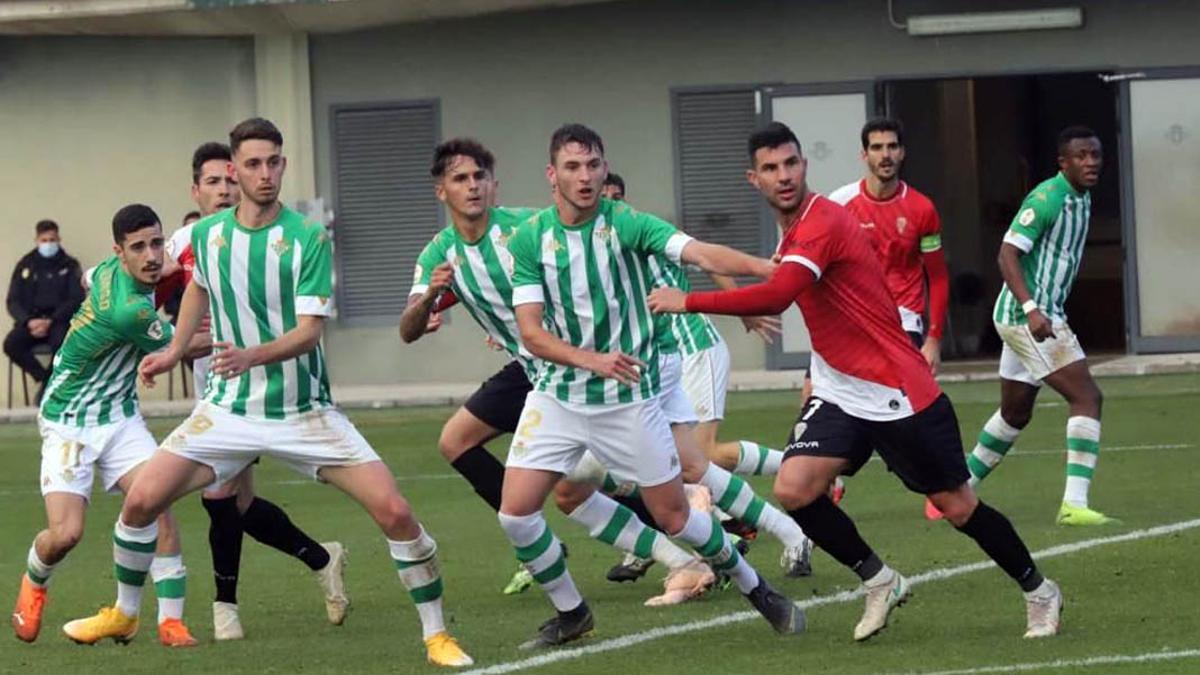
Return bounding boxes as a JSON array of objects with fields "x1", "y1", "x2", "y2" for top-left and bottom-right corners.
[
  {"x1": 610, "y1": 202, "x2": 690, "y2": 261},
  {"x1": 508, "y1": 219, "x2": 545, "y2": 306},
  {"x1": 296, "y1": 226, "x2": 334, "y2": 317},
  {"x1": 190, "y1": 225, "x2": 209, "y2": 291},
  {"x1": 1005, "y1": 189, "x2": 1059, "y2": 253},
  {"x1": 116, "y1": 301, "x2": 174, "y2": 354},
  {"x1": 919, "y1": 203, "x2": 943, "y2": 253},
  {"x1": 410, "y1": 239, "x2": 444, "y2": 297},
  {"x1": 778, "y1": 206, "x2": 840, "y2": 280}
]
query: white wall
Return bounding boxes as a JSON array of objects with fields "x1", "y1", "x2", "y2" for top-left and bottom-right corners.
[
  {"x1": 309, "y1": 0, "x2": 1200, "y2": 384},
  {"x1": 0, "y1": 36, "x2": 256, "y2": 406}
]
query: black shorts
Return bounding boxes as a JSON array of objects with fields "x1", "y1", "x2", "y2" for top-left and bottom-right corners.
[
  {"x1": 783, "y1": 393, "x2": 970, "y2": 495},
  {"x1": 463, "y1": 360, "x2": 533, "y2": 433}
]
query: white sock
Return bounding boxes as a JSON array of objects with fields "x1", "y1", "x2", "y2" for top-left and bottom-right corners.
[
  {"x1": 389, "y1": 527, "x2": 446, "y2": 640},
  {"x1": 864, "y1": 565, "x2": 896, "y2": 588},
  {"x1": 1064, "y1": 416, "x2": 1101, "y2": 508},
  {"x1": 968, "y1": 409, "x2": 1022, "y2": 486},
  {"x1": 700, "y1": 463, "x2": 806, "y2": 548},
  {"x1": 26, "y1": 544, "x2": 56, "y2": 588},
  {"x1": 113, "y1": 518, "x2": 158, "y2": 617},
  {"x1": 567, "y1": 492, "x2": 692, "y2": 568},
  {"x1": 498, "y1": 511, "x2": 582, "y2": 612},
  {"x1": 150, "y1": 554, "x2": 187, "y2": 624},
  {"x1": 734, "y1": 441, "x2": 784, "y2": 476}
]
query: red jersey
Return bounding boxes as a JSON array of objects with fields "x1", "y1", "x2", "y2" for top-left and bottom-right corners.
[
  {"x1": 687, "y1": 194, "x2": 940, "y2": 420},
  {"x1": 828, "y1": 180, "x2": 948, "y2": 339},
  {"x1": 155, "y1": 223, "x2": 197, "y2": 308}
]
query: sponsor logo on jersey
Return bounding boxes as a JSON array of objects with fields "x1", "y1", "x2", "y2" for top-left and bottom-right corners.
[{"x1": 860, "y1": 222, "x2": 876, "y2": 229}]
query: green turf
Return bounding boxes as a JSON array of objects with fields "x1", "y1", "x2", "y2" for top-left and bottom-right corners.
[{"x1": 1, "y1": 374, "x2": 1197, "y2": 674}]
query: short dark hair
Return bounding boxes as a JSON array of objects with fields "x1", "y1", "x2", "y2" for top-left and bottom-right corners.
[
  {"x1": 603, "y1": 172, "x2": 625, "y2": 195},
  {"x1": 431, "y1": 138, "x2": 496, "y2": 178},
  {"x1": 182, "y1": 210, "x2": 202, "y2": 224},
  {"x1": 192, "y1": 142, "x2": 232, "y2": 184},
  {"x1": 229, "y1": 117, "x2": 283, "y2": 153},
  {"x1": 1057, "y1": 125, "x2": 1099, "y2": 155},
  {"x1": 112, "y1": 204, "x2": 161, "y2": 244},
  {"x1": 861, "y1": 117, "x2": 904, "y2": 149},
  {"x1": 549, "y1": 123, "x2": 604, "y2": 164},
  {"x1": 748, "y1": 122, "x2": 802, "y2": 165},
  {"x1": 35, "y1": 219, "x2": 59, "y2": 235}
]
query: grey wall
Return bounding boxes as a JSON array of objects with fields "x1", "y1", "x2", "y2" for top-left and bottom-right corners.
[{"x1": 309, "y1": 0, "x2": 1200, "y2": 384}]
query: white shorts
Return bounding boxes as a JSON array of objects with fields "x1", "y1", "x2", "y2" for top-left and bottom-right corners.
[
  {"x1": 659, "y1": 352, "x2": 699, "y2": 425},
  {"x1": 38, "y1": 415, "x2": 157, "y2": 499},
  {"x1": 996, "y1": 320, "x2": 1086, "y2": 386},
  {"x1": 681, "y1": 342, "x2": 730, "y2": 423},
  {"x1": 162, "y1": 403, "x2": 381, "y2": 488},
  {"x1": 507, "y1": 391, "x2": 681, "y2": 488}
]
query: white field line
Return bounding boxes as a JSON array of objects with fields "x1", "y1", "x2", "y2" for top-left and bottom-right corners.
[
  {"x1": 0, "y1": 442, "x2": 1193, "y2": 498},
  {"x1": 460, "y1": 517, "x2": 1200, "y2": 675},
  {"x1": 900, "y1": 648, "x2": 1200, "y2": 674}
]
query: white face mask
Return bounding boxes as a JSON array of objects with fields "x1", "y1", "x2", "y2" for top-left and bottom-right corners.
[{"x1": 37, "y1": 242, "x2": 60, "y2": 258}]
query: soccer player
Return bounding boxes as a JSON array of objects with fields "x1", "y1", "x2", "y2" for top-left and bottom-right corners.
[
  {"x1": 158, "y1": 142, "x2": 344, "y2": 640},
  {"x1": 649, "y1": 122, "x2": 1063, "y2": 641},
  {"x1": 965, "y1": 126, "x2": 1110, "y2": 526},
  {"x1": 497, "y1": 123, "x2": 804, "y2": 648},
  {"x1": 64, "y1": 118, "x2": 473, "y2": 667},
  {"x1": 400, "y1": 138, "x2": 714, "y2": 605},
  {"x1": 13, "y1": 204, "x2": 206, "y2": 647},
  {"x1": 597, "y1": 174, "x2": 808, "y2": 583}
]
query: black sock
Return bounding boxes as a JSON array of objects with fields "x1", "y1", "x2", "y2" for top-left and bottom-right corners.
[
  {"x1": 787, "y1": 495, "x2": 883, "y2": 581},
  {"x1": 241, "y1": 497, "x2": 331, "y2": 571},
  {"x1": 202, "y1": 495, "x2": 244, "y2": 604},
  {"x1": 955, "y1": 501, "x2": 1044, "y2": 592},
  {"x1": 613, "y1": 494, "x2": 663, "y2": 531},
  {"x1": 450, "y1": 445, "x2": 506, "y2": 511}
]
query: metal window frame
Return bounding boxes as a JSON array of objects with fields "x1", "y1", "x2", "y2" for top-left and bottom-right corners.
[{"x1": 328, "y1": 98, "x2": 442, "y2": 327}]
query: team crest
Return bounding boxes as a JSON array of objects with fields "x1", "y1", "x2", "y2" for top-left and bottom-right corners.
[
  {"x1": 213, "y1": 234, "x2": 227, "y2": 249},
  {"x1": 137, "y1": 307, "x2": 151, "y2": 320},
  {"x1": 793, "y1": 422, "x2": 807, "y2": 440},
  {"x1": 1018, "y1": 208, "x2": 1036, "y2": 226},
  {"x1": 146, "y1": 320, "x2": 164, "y2": 340},
  {"x1": 271, "y1": 238, "x2": 291, "y2": 256},
  {"x1": 896, "y1": 217, "x2": 908, "y2": 234},
  {"x1": 544, "y1": 238, "x2": 564, "y2": 254},
  {"x1": 593, "y1": 223, "x2": 613, "y2": 241},
  {"x1": 495, "y1": 231, "x2": 511, "y2": 248}
]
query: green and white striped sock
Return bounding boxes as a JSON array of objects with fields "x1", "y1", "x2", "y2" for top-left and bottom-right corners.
[
  {"x1": 150, "y1": 554, "x2": 187, "y2": 624},
  {"x1": 26, "y1": 544, "x2": 56, "y2": 589},
  {"x1": 968, "y1": 410, "x2": 1021, "y2": 486},
  {"x1": 734, "y1": 441, "x2": 784, "y2": 476},
  {"x1": 701, "y1": 463, "x2": 807, "y2": 549},
  {"x1": 498, "y1": 511, "x2": 582, "y2": 611},
  {"x1": 567, "y1": 491, "x2": 692, "y2": 568},
  {"x1": 1064, "y1": 416, "x2": 1101, "y2": 508},
  {"x1": 389, "y1": 526, "x2": 446, "y2": 640},
  {"x1": 674, "y1": 508, "x2": 757, "y2": 593},
  {"x1": 113, "y1": 519, "x2": 158, "y2": 617}
]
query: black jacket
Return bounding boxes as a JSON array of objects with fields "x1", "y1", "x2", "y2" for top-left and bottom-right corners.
[{"x1": 6, "y1": 248, "x2": 84, "y2": 325}]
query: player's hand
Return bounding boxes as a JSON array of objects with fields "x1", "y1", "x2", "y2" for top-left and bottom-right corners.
[
  {"x1": 587, "y1": 351, "x2": 645, "y2": 385},
  {"x1": 211, "y1": 342, "x2": 255, "y2": 380},
  {"x1": 1027, "y1": 310, "x2": 1056, "y2": 342},
  {"x1": 426, "y1": 263, "x2": 454, "y2": 297},
  {"x1": 920, "y1": 336, "x2": 942, "y2": 375},
  {"x1": 485, "y1": 335, "x2": 505, "y2": 351},
  {"x1": 741, "y1": 316, "x2": 782, "y2": 344},
  {"x1": 139, "y1": 348, "x2": 182, "y2": 387},
  {"x1": 425, "y1": 311, "x2": 443, "y2": 333},
  {"x1": 647, "y1": 287, "x2": 687, "y2": 314}
]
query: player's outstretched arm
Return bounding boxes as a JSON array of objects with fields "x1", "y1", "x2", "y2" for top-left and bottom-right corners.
[
  {"x1": 399, "y1": 262, "x2": 456, "y2": 343},
  {"x1": 680, "y1": 240, "x2": 774, "y2": 279},
  {"x1": 140, "y1": 281, "x2": 209, "y2": 384},
  {"x1": 649, "y1": 263, "x2": 813, "y2": 317},
  {"x1": 709, "y1": 273, "x2": 783, "y2": 344},
  {"x1": 514, "y1": 303, "x2": 643, "y2": 386}
]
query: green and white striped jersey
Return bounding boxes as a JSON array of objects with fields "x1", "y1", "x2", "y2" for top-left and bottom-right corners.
[
  {"x1": 410, "y1": 206, "x2": 538, "y2": 377},
  {"x1": 646, "y1": 256, "x2": 723, "y2": 356},
  {"x1": 191, "y1": 206, "x2": 334, "y2": 419},
  {"x1": 40, "y1": 256, "x2": 173, "y2": 427},
  {"x1": 509, "y1": 198, "x2": 693, "y2": 405},
  {"x1": 994, "y1": 172, "x2": 1091, "y2": 325}
]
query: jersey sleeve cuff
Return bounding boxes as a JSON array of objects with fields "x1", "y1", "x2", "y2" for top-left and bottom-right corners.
[
  {"x1": 780, "y1": 254, "x2": 822, "y2": 280},
  {"x1": 295, "y1": 295, "x2": 334, "y2": 317},
  {"x1": 1002, "y1": 231, "x2": 1034, "y2": 253},
  {"x1": 410, "y1": 284, "x2": 429, "y2": 297},
  {"x1": 511, "y1": 284, "x2": 545, "y2": 306},
  {"x1": 664, "y1": 232, "x2": 695, "y2": 264}
]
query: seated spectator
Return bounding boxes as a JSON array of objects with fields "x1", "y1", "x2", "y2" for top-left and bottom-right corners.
[{"x1": 5, "y1": 220, "x2": 83, "y2": 401}]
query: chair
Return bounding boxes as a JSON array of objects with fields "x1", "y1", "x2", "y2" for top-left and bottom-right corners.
[
  {"x1": 166, "y1": 359, "x2": 192, "y2": 401},
  {"x1": 6, "y1": 343, "x2": 54, "y2": 409}
]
